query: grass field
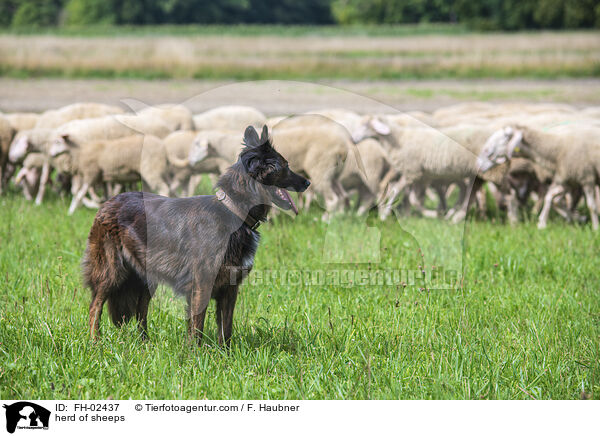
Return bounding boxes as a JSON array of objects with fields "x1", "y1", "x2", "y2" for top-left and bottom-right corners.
[
  {"x1": 1, "y1": 191, "x2": 598, "y2": 400},
  {"x1": 1, "y1": 26, "x2": 598, "y2": 80}
]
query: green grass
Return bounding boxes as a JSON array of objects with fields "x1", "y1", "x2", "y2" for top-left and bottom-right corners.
[
  {"x1": 0, "y1": 192, "x2": 599, "y2": 399},
  {"x1": 1, "y1": 23, "x2": 471, "y2": 38},
  {"x1": 1, "y1": 63, "x2": 598, "y2": 81}
]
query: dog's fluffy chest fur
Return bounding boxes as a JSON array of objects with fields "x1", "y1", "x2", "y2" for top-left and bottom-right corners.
[
  {"x1": 224, "y1": 226, "x2": 260, "y2": 272},
  {"x1": 241, "y1": 230, "x2": 260, "y2": 270}
]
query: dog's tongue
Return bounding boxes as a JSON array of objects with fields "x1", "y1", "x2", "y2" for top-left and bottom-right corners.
[{"x1": 281, "y1": 188, "x2": 298, "y2": 215}]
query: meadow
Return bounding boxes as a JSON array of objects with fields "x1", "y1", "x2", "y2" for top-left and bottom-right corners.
[
  {"x1": 0, "y1": 191, "x2": 598, "y2": 400},
  {"x1": 0, "y1": 26, "x2": 599, "y2": 80}
]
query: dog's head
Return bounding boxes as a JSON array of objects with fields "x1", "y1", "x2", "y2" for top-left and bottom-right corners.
[{"x1": 239, "y1": 125, "x2": 310, "y2": 214}]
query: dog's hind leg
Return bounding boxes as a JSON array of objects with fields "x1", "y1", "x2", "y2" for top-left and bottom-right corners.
[
  {"x1": 135, "y1": 284, "x2": 152, "y2": 340},
  {"x1": 216, "y1": 286, "x2": 239, "y2": 347},
  {"x1": 89, "y1": 284, "x2": 111, "y2": 341}
]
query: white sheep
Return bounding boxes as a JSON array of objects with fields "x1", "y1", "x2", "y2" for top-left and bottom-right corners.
[
  {"x1": 163, "y1": 130, "x2": 227, "y2": 196},
  {"x1": 6, "y1": 112, "x2": 40, "y2": 133},
  {"x1": 338, "y1": 137, "x2": 392, "y2": 215},
  {"x1": 51, "y1": 134, "x2": 171, "y2": 214},
  {"x1": 35, "y1": 102, "x2": 124, "y2": 129},
  {"x1": 192, "y1": 106, "x2": 266, "y2": 132},
  {"x1": 271, "y1": 118, "x2": 353, "y2": 214},
  {"x1": 7, "y1": 128, "x2": 56, "y2": 203},
  {"x1": 353, "y1": 118, "x2": 519, "y2": 221},
  {"x1": 0, "y1": 115, "x2": 15, "y2": 194},
  {"x1": 500, "y1": 124, "x2": 600, "y2": 230},
  {"x1": 138, "y1": 104, "x2": 194, "y2": 131}
]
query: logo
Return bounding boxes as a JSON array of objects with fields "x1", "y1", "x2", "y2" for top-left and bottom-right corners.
[{"x1": 3, "y1": 402, "x2": 50, "y2": 434}]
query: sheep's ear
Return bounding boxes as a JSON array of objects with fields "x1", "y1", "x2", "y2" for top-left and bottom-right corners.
[
  {"x1": 370, "y1": 118, "x2": 391, "y2": 135},
  {"x1": 61, "y1": 134, "x2": 79, "y2": 148},
  {"x1": 260, "y1": 125, "x2": 269, "y2": 144},
  {"x1": 507, "y1": 130, "x2": 523, "y2": 158},
  {"x1": 244, "y1": 126, "x2": 260, "y2": 147}
]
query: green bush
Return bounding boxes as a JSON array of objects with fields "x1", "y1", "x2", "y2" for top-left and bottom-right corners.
[
  {"x1": 2, "y1": 0, "x2": 599, "y2": 29},
  {"x1": 64, "y1": 0, "x2": 115, "y2": 25},
  {"x1": 11, "y1": 0, "x2": 63, "y2": 27}
]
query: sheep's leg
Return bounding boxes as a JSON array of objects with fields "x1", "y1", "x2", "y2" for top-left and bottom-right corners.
[
  {"x1": 169, "y1": 177, "x2": 183, "y2": 197},
  {"x1": 333, "y1": 179, "x2": 349, "y2": 211},
  {"x1": 451, "y1": 178, "x2": 482, "y2": 224},
  {"x1": 188, "y1": 174, "x2": 204, "y2": 197},
  {"x1": 379, "y1": 175, "x2": 408, "y2": 221},
  {"x1": 105, "y1": 183, "x2": 122, "y2": 198},
  {"x1": 425, "y1": 187, "x2": 437, "y2": 204},
  {"x1": 445, "y1": 180, "x2": 467, "y2": 220},
  {"x1": 531, "y1": 189, "x2": 544, "y2": 215},
  {"x1": 376, "y1": 168, "x2": 400, "y2": 204},
  {"x1": 70, "y1": 174, "x2": 81, "y2": 195},
  {"x1": 445, "y1": 183, "x2": 456, "y2": 200},
  {"x1": 69, "y1": 182, "x2": 90, "y2": 215},
  {"x1": 322, "y1": 185, "x2": 341, "y2": 215},
  {"x1": 144, "y1": 174, "x2": 171, "y2": 197},
  {"x1": 433, "y1": 184, "x2": 448, "y2": 214},
  {"x1": 567, "y1": 187, "x2": 584, "y2": 223},
  {"x1": 112, "y1": 184, "x2": 123, "y2": 197},
  {"x1": 551, "y1": 193, "x2": 572, "y2": 222},
  {"x1": 186, "y1": 176, "x2": 197, "y2": 197},
  {"x1": 475, "y1": 185, "x2": 487, "y2": 219},
  {"x1": 157, "y1": 181, "x2": 171, "y2": 197},
  {"x1": 595, "y1": 185, "x2": 600, "y2": 211},
  {"x1": 299, "y1": 188, "x2": 314, "y2": 211},
  {"x1": 356, "y1": 185, "x2": 375, "y2": 216},
  {"x1": 34, "y1": 161, "x2": 51, "y2": 206},
  {"x1": 538, "y1": 183, "x2": 565, "y2": 229},
  {"x1": 506, "y1": 187, "x2": 519, "y2": 225},
  {"x1": 409, "y1": 186, "x2": 437, "y2": 218},
  {"x1": 88, "y1": 185, "x2": 103, "y2": 203},
  {"x1": 27, "y1": 169, "x2": 41, "y2": 201},
  {"x1": 81, "y1": 196, "x2": 101, "y2": 209},
  {"x1": 583, "y1": 184, "x2": 598, "y2": 231},
  {"x1": 15, "y1": 168, "x2": 33, "y2": 200}
]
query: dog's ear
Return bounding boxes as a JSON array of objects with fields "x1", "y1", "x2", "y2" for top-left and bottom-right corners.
[
  {"x1": 260, "y1": 125, "x2": 269, "y2": 144},
  {"x1": 241, "y1": 148, "x2": 261, "y2": 175},
  {"x1": 244, "y1": 126, "x2": 260, "y2": 148}
]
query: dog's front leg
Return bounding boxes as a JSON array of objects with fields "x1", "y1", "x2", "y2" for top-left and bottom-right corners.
[
  {"x1": 187, "y1": 289, "x2": 208, "y2": 345},
  {"x1": 216, "y1": 285, "x2": 239, "y2": 348}
]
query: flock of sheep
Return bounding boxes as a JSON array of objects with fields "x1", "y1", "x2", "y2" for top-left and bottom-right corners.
[{"x1": 1, "y1": 101, "x2": 600, "y2": 229}]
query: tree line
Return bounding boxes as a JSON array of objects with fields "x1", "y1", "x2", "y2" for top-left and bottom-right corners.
[{"x1": 1, "y1": 0, "x2": 598, "y2": 29}]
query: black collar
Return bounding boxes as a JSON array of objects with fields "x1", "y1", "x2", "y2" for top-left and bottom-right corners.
[{"x1": 215, "y1": 189, "x2": 263, "y2": 230}]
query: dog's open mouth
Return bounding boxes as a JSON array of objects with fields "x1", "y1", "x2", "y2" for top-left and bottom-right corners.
[{"x1": 274, "y1": 187, "x2": 298, "y2": 215}]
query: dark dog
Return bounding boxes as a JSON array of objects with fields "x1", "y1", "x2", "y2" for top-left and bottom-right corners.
[{"x1": 83, "y1": 125, "x2": 310, "y2": 345}]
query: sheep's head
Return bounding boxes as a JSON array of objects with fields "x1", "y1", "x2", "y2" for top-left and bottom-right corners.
[
  {"x1": 477, "y1": 126, "x2": 523, "y2": 172},
  {"x1": 48, "y1": 133, "x2": 72, "y2": 157},
  {"x1": 8, "y1": 133, "x2": 30, "y2": 163},
  {"x1": 352, "y1": 116, "x2": 391, "y2": 143},
  {"x1": 188, "y1": 135, "x2": 210, "y2": 167}
]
